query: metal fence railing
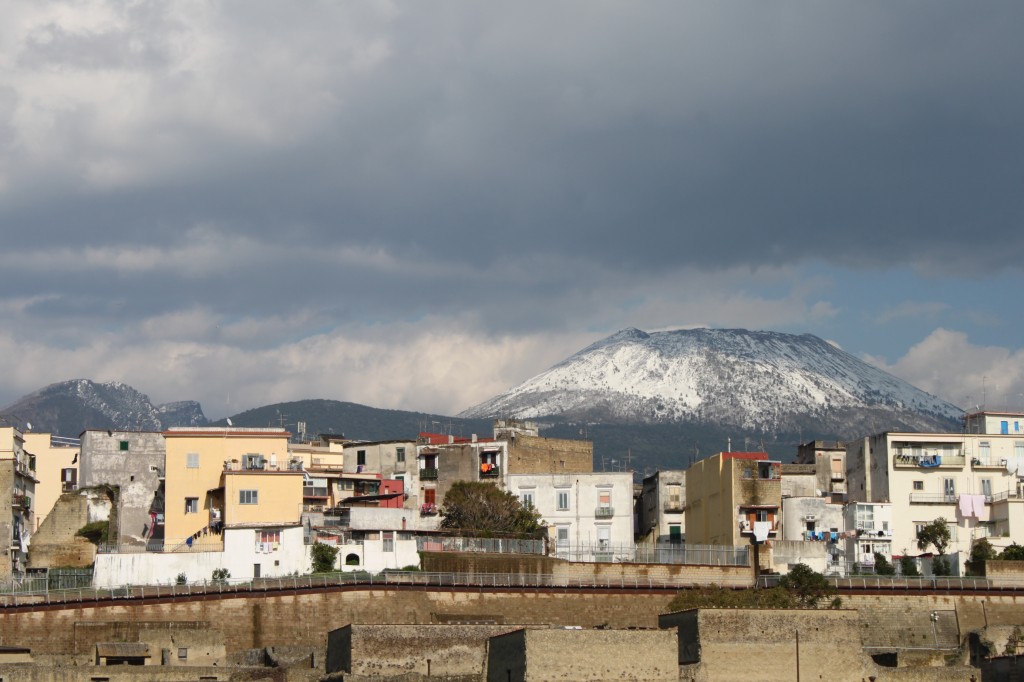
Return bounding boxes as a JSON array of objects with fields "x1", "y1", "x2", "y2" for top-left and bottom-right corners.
[
  {"x1": 416, "y1": 536, "x2": 545, "y2": 555},
  {"x1": 556, "y1": 543, "x2": 750, "y2": 567},
  {"x1": 2, "y1": 569, "x2": 1019, "y2": 609}
]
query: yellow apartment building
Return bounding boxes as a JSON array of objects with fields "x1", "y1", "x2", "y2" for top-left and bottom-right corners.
[
  {"x1": 162, "y1": 427, "x2": 301, "y2": 547},
  {"x1": 23, "y1": 432, "x2": 79, "y2": 532},
  {"x1": 685, "y1": 452, "x2": 782, "y2": 547}
]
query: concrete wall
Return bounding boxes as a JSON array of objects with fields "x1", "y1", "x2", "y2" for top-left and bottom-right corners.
[
  {"x1": 487, "y1": 629, "x2": 677, "y2": 682},
  {"x1": 93, "y1": 526, "x2": 309, "y2": 586},
  {"x1": 986, "y1": 559, "x2": 1024, "y2": 586},
  {"x1": 80, "y1": 431, "x2": 165, "y2": 545}
]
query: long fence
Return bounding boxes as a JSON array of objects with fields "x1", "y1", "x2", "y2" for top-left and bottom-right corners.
[
  {"x1": 0, "y1": 569, "x2": 1014, "y2": 609},
  {"x1": 416, "y1": 536, "x2": 545, "y2": 555},
  {"x1": 555, "y1": 543, "x2": 749, "y2": 566}
]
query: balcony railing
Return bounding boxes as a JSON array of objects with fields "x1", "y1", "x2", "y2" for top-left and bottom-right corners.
[
  {"x1": 479, "y1": 464, "x2": 500, "y2": 479},
  {"x1": 420, "y1": 468, "x2": 438, "y2": 480},
  {"x1": 991, "y1": 490, "x2": 1024, "y2": 503},
  {"x1": 662, "y1": 501, "x2": 684, "y2": 513},
  {"x1": 908, "y1": 492, "x2": 957, "y2": 504},
  {"x1": 595, "y1": 507, "x2": 614, "y2": 518},
  {"x1": 893, "y1": 454, "x2": 965, "y2": 468}
]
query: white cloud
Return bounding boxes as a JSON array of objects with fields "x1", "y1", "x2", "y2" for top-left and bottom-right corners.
[{"x1": 866, "y1": 328, "x2": 1024, "y2": 410}]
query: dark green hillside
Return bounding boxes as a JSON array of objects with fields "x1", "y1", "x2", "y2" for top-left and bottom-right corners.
[{"x1": 214, "y1": 399, "x2": 494, "y2": 442}]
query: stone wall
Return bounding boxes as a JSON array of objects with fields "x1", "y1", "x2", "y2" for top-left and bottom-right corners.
[
  {"x1": 420, "y1": 551, "x2": 754, "y2": 587},
  {"x1": 28, "y1": 487, "x2": 115, "y2": 569},
  {"x1": 329, "y1": 624, "x2": 521, "y2": 677},
  {"x1": 487, "y1": 629, "x2": 677, "y2": 682},
  {"x1": 506, "y1": 435, "x2": 593, "y2": 475},
  {"x1": 985, "y1": 559, "x2": 1024, "y2": 586}
]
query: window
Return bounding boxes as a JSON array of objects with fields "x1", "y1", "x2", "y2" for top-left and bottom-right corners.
[
  {"x1": 556, "y1": 526, "x2": 570, "y2": 547},
  {"x1": 980, "y1": 442, "x2": 991, "y2": 461},
  {"x1": 1016, "y1": 442, "x2": 1024, "y2": 459},
  {"x1": 557, "y1": 491, "x2": 570, "y2": 511},
  {"x1": 178, "y1": 648, "x2": 188, "y2": 660},
  {"x1": 186, "y1": 452, "x2": 200, "y2": 469},
  {"x1": 382, "y1": 531, "x2": 394, "y2": 553},
  {"x1": 521, "y1": 492, "x2": 534, "y2": 509},
  {"x1": 239, "y1": 489, "x2": 258, "y2": 505},
  {"x1": 596, "y1": 525, "x2": 611, "y2": 548},
  {"x1": 943, "y1": 478, "x2": 956, "y2": 497},
  {"x1": 913, "y1": 480, "x2": 924, "y2": 491},
  {"x1": 668, "y1": 485, "x2": 682, "y2": 507},
  {"x1": 981, "y1": 479, "x2": 993, "y2": 498},
  {"x1": 185, "y1": 497, "x2": 199, "y2": 514},
  {"x1": 242, "y1": 454, "x2": 264, "y2": 470},
  {"x1": 396, "y1": 447, "x2": 406, "y2": 463},
  {"x1": 357, "y1": 450, "x2": 366, "y2": 466},
  {"x1": 119, "y1": 440, "x2": 129, "y2": 451},
  {"x1": 755, "y1": 509, "x2": 769, "y2": 523}
]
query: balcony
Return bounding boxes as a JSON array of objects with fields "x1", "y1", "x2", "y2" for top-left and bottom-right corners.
[
  {"x1": 908, "y1": 492, "x2": 957, "y2": 504},
  {"x1": 973, "y1": 457, "x2": 1009, "y2": 470},
  {"x1": 420, "y1": 468, "x2": 438, "y2": 481},
  {"x1": 11, "y1": 494, "x2": 30, "y2": 511},
  {"x1": 420, "y1": 503, "x2": 438, "y2": 516},
  {"x1": 663, "y1": 501, "x2": 684, "y2": 513},
  {"x1": 595, "y1": 506, "x2": 615, "y2": 518},
  {"x1": 892, "y1": 453, "x2": 965, "y2": 469},
  {"x1": 479, "y1": 464, "x2": 500, "y2": 479}
]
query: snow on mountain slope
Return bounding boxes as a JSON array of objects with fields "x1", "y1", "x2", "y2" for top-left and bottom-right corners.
[{"x1": 460, "y1": 328, "x2": 963, "y2": 433}]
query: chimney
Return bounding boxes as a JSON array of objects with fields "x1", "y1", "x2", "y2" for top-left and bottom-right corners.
[
  {"x1": 448, "y1": 435, "x2": 454, "y2": 444},
  {"x1": 471, "y1": 434, "x2": 477, "y2": 443}
]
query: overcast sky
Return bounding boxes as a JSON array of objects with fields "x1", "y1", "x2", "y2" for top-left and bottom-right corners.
[{"x1": 2, "y1": 2, "x2": 1023, "y2": 420}]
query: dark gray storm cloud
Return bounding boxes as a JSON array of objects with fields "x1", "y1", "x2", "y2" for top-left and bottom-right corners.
[{"x1": 2, "y1": 1, "x2": 1023, "y2": 365}]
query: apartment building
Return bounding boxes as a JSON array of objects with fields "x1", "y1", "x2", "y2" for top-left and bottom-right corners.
[
  {"x1": 846, "y1": 410, "x2": 1024, "y2": 572},
  {"x1": 794, "y1": 440, "x2": 848, "y2": 499},
  {"x1": 0, "y1": 427, "x2": 36, "y2": 579},
  {"x1": 162, "y1": 427, "x2": 301, "y2": 549},
  {"x1": 22, "y1": 432, "x2": 79, "y2": 532},
  {"x1": 342, "y1": 440, "x2": 417, "y2": 508},
  {"x1": 508, "y1": 471, "x2": 634, "y2": 559},
  {"x1": 685, "y1": 452, "x2": 781, "y2": 547},
  {"x1": 637, "y1": 470, "x2": 685, "y2": 544},
  {"x1": 415, "y1": 434, "x2": 509, "y2": 517}
]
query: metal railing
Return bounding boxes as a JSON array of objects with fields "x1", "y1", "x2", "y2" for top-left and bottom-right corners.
[
  {"x1": 2, "y1": 569, "x2": 1017, "y2": 609},
  {"x1": 557, "y1": 543, "x2": 750, "y2": 567},
  {"x1": 594, "y1": 507, "x2": 615, "y2": 518},
  {"x1": 416, "y1": 536, "x2": 545, "y2": 555},
  {"x1": 908, "y1": 493, "x2": 957, "y2": 504},
  {"x1": 420, "y1": 468, "x2": 438, "y2": 480}
]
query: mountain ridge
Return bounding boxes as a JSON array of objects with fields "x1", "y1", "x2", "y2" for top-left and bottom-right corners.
[{"x1": 460, "y1": 327, "x2": 962, "y2": 435}]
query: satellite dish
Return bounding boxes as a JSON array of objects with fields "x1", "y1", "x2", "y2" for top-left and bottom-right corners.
[
  {"x1": 226, "y1": 418, "x2": 233, "y2": 427},
  {"x1": 26, "y1": 422, "x2": 32, "y2": 431}
]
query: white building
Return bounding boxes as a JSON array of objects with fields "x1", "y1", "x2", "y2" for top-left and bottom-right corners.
[
  {"x1": 847, "y1": 410, "x2": 1024, "y2": 575},
  {"x1": 507, "y1": 471, "x2": 634, "y2": 560},
  {"x1": 843, "y1": 501, "x2": 894, "y2": 571}
]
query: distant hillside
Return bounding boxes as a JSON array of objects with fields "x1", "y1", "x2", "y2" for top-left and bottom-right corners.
[
  {"x1": 0, "y1": 379, "x2": 207, "y2": 437},
  {"x1": 211, "y1": 399, "x2": 494, "y2": 442}
]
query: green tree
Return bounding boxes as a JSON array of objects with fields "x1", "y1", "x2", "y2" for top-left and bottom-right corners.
[
  {"x1": 900, "y1": 555, "x2": 921, "y2": 577},
  {"x1": 966, "y1": 539, "x2": 997, "y2": 576},
  {"x1": 916, "y1": 518, "x2": 951, "y2": 555},
  {"x1": 873, "y1": 552, "x2": 895, "y2": 576},
  {"x1": 440, "y1": 481, "x2": 542, "y2": 536},
  {"x1": 311, "y1": 542, "x2": 339, "y2": 573},
  {"x1": 778, "y1": 563, "x2": 837, "y2": 607},
  {"x1": 999, "y1": 543, "x2": 1024, "y2": 561}
]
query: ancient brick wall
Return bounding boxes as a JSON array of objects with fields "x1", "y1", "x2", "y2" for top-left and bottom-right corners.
[{"x1": 507, "y1": 436, "x2": 592, "y2": 475}]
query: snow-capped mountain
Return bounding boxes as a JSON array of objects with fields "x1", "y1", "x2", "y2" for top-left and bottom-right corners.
[
  {"x1": 460, "y1": 328, "x2": 963, "y2": 435},
  {"x1": 0, "y1": 379, "x2": 208, "y2": 436}
]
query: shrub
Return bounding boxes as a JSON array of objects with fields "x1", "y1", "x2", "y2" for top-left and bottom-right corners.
[
  {"x1": 211, "y1": 568, "x2": 230, "y2": 584},
  {"x1": 75, "y1": 521, "x2": 109, "y2": 545},
  {"x1": 175, "y1": 573, "x2": 188, "y2": 585},
  {"x1": 900, "y1": 555, "x2": 921, "y2": 577},
  {"x1": 932, "y1": 556, "x2": 951, "y2": 576},
  {"x1": 873, "y1": 553, "x2": 895, "y2": 576},
  {"x1": 311, "y1": 542, "x2": 339, "y2": 573},
  {"x1": 778, "y1": 563, "x2": 837, "y2": 607}
]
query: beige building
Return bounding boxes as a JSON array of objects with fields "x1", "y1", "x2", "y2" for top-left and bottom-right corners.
[
  {"x1": 847, "y1": 410, "x2": 1024, "y2": 572},
  {"x1": 684, "y1": 452, "x2": 781, "y2": 548},
  {"x1": 0, "y1": 427, "x2": 37, "y2": 579},
  {"x1": 23, "y1": 432, "x2": 79, "y2": 532},
  {"x1": 162, "y1": 427, "x2": 301, "y2": 548}
]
